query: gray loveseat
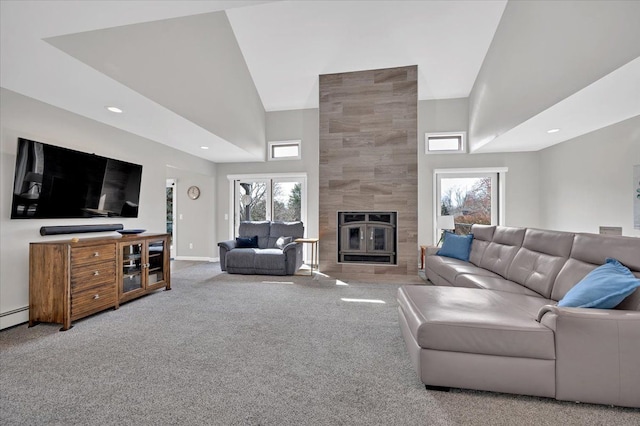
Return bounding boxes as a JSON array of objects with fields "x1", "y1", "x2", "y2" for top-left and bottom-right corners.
[
  {"x1": 218, "y1": 221, "x2": 304, "y2": 275},
  {"x1": 398, "y1": 225, "x2": 640, "y2": 408}
]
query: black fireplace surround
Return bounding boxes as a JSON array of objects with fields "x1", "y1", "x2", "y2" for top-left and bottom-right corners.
[{"x1": 338, "y1": 211, "x2": 397, "y2": 265}]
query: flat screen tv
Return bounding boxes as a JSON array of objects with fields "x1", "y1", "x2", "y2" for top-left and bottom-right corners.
[{"x1": 11, "y1": 138, "x2": 143, "y2": 219}]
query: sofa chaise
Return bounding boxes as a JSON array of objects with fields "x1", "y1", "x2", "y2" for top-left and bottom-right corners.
[
  {"x1": 218, "y1": 221, "x2": 304, "y2": 275},
  {"x1": 397, "y1": 225, "x2": 640, "y2": 408}
]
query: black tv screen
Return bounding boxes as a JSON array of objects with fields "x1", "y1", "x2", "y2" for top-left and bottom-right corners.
[{"x1": 11, "y1": 138, "x2": 142, "y2": 219}]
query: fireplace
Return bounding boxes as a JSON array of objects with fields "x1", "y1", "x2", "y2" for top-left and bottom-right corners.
[{"x1": 338, "y1": 211, "x2": 397, "y2": 264}]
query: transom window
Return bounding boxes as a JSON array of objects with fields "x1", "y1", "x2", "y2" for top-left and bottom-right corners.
[
  {"x1": 425, "y1": 132, "x2": 466, "y2": 154},
  {"x1": 268, "y1": 140, "x2": 301, "y2": 161}
]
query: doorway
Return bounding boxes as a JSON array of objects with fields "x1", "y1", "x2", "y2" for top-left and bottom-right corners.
[{"x1": 166, "y1": 179, "x2": 176, "y2": 254}]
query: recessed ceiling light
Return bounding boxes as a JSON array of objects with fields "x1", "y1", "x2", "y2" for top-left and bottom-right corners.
[
  {"x1": 106, "y1": 106, "x2": 123, "y2": 113},
  {"x1": 200, "y1": 146, "x2": 209, "y2": 150},
  {"x1": 547, "y1": 128, "x2": 560, "y2": 134}
]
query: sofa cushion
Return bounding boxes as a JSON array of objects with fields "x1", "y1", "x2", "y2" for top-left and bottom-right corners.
[
  {"x1": 558, "y1": 258, "x2": 640, "y2": 309},
  {"x1": 254, "y1": 249, "x2": 286, "y2": 274},
  {"x1": 397, "y1": 286, "x2": 555, "y2": 360},
  {"x1": 235, "y1": 236, "x2": 259, "y2": 248},
  {"x1": 455, "y1": 274, "x2": 543, "y2": 297},
  {"x1": 552, "y1": 233, "x2": 640, "y2": 303},
  {"x1": 268, "y1": 222, "x2": 304, "y2": 248},
  {"x1": 468, "y1": 225, "x2": 495, "y2": 266},
  {"x1": 506, "y1": 228, "x2": 574, "y2": 298},
  {"x1": 479, "y1": 226, "x2": 526, "y2": 278},
  {"x1": 226, "y1": 248, "x2": 258, "y2": 269},
  {"x1": 436, "y1": 232, "x2": 473, "y2": 261},
  {"x1": 239, "y1": 221, "x2": 271, "y2": 249},
  {"x1": 426, "y1": 255, "x2": 501, "y2": 286}
]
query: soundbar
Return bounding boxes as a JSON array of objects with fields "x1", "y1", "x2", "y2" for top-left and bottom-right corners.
[{"x1": 40, "y1": 224, "x2": 124, "y2": 236}]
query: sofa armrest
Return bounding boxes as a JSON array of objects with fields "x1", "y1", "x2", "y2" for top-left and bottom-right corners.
[
  {"x1": 536, "y1": 304, "x2": 640, "y2": 325},
  {"x1": 537, "y1": 305, "x2": 640, "y2": 407},
  {"x1": 426, "y1": 246, "x2": 440, "y2": 256},
  {"x1": 218, "y1": 240, "x2": 236, "y2": 251},
  {"x1": 283, "y1": 242, "x2": 303, "y2": 275},
  {"x1": 218, "y1": 240, "x2": 237, "y2": 271}
]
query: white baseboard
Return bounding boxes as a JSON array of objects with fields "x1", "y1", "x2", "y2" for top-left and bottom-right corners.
[
  {"x1": 173, "y1": 256, "x2": 218, "y2": 262},
  {"x1": 0, "y1": 308, "x2": 29, "y2": 330}
]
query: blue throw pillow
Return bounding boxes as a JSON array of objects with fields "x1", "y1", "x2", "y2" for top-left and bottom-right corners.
[
  {"x1": 558, "y1": 258, "x2": 640, "y2": 309},
  {"x1": 436, "y1": 231, "x2": 473, "y2": 262},
  {"x1": 236, "y1": 235, "x2": 259, "y2": 248}
]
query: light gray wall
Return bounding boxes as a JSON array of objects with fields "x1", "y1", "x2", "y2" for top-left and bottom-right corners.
[
  {"x1": 166, "y1": 167, "x2": 217, "y2": 261},
  {"x1": 418, "y1": 98, "x2": 541, "y2": 246},
  {"x1": 0, "y1": 89, "x2": 217, "y2": 329},
  {"x1": 47, "y1": 11, "x2": 266, "y2": 158},
  {"x1": 539, "y1": 115, "x2": 640, "y2": 236},
  {"x1": 215, "y1": 109, "x2": 320, "y2": 243},
  {"x1": 469, "y1": 0, "x2": 640, "y2": 150}
]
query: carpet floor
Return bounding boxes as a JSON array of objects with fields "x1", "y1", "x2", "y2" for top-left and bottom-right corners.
[{"x1": 1, "y1": 261, "x2": 638, "y2": 425}]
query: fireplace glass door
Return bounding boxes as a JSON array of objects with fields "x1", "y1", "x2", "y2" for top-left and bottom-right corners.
[
  {"x1": 367, "y1": 225, "x2": 393, "y2": 253},
  {"x1": 342, "y1": 225, "x2": 366, "y2": 253},
  {"x1": 338, "y1": 212, "x2": 397, "y2": 264}
]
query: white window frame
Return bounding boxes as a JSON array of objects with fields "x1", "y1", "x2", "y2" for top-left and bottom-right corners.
[
  {"x1": 227, "y1": 173, "x2": 308, "y2": 239},
  {"x1": 268, "y1": 140, "x2": 301, "y2": 161},
  {"x1": 425, "y1": 132, "x2": 466, "y2": 154},
  {"x1": 433, "y1": 167, "x2": 508, "y2": 245}
]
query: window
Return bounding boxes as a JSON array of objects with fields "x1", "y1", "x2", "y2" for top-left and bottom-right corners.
[
  {"x1": 433, "y1": 168, "x2": 507, "y2": 244},
  {"x1": 425, "y1": 132, "x2": 466, "y2": 154},
  {"x1": 268, "y1": 140, "x2": 301, "y2": 161}
]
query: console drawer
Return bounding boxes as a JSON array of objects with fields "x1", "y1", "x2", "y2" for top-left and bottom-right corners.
[
  {"x1": 71, "y1": 244, "x2": 116, "y2": 266},
  {"x1": 71, "y1": 285, "x2": 116, "y2": 320},
  {"x1": 71, "y1": 261, "x2": 116, "y2": 292}
]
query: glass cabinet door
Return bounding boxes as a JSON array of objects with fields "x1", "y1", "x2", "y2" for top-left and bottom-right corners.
[
  {"x1": 147, "y1": 239, "x2": 166, "y2": 287},
  {"x1": 122, "y1": 242, "x2": 144, "y2": 294}
]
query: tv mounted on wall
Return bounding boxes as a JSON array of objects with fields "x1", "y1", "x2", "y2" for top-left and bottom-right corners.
[{"x1": 11, "y1": 138, "x2": 143, "y2": 219}]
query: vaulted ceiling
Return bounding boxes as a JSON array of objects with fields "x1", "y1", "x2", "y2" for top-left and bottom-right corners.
[{"x1": 1, "y1": 1, "x2": 638, "y2": 162}]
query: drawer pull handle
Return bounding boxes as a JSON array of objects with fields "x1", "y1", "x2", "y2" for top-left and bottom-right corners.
[
  {"x1": 93, "y1": 294, "x2": 100, "y2": 300},
  {"x1": 93, "y1": 252, "x2": 100, "y2": 257},
  {"x1": 93, "y1": 271, "x2": 99, "y2": 276}
]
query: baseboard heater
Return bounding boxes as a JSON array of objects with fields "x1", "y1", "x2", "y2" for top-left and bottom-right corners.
[
  {"x1": 40, "y1": 224, "x2": 124, "y2": 236},
  {"x1": 0, "y1": 306, "x2": 28, "y2": 318}
]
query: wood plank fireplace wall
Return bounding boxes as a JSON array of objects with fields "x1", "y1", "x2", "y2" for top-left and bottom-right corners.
[{"x1": 318, "y1": 65, "x2": 418, "y2": 276}]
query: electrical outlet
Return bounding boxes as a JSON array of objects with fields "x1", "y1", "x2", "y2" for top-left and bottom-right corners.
[
  {"x1": 224, "y1": 213, "x2": 228, "y2": 220},
  {"x1": 179, "y1": 214, "x2": 183, "y2": 220},
  {"x1": 189, "y1": 243, "x2": 193, "y2": 249}
]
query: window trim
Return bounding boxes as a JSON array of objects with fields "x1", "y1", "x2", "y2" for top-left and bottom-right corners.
[
  {"x1": 268, "y1": 140, "x2": 301, "y2": 161},
  {"x1": 227, "y1": 173, "x2": 307, "y2": 239},
  {"x1": 425, "y1": 132, "x2": 466, "y2": 154}
]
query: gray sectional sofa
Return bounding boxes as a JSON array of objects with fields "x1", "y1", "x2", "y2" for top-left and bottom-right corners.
[
  {"x1": 218, "y1": 221, "x2": 304, "y2": 275},
  {"x1": 398, "y1": 225, "x2": 640, "y2": 408}
]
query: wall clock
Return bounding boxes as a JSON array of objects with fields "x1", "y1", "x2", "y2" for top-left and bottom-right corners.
[{"x1": 187, "y1": 185, "x2": 201, "y2": 200}]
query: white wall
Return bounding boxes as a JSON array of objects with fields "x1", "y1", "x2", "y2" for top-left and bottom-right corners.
[
  {"x1": 418, "y1": 98, "x2": 541, "y2": 246},
  {"x1": 46, "y1": 11, "x2": 267, "y2": 159},
  {"x1": 469, "y1": 0, "x2": 640, "y2": 150},
  {"x1": 166, "y1": 167, "x2": 217, "y2": 261},
  {"x1": 539, "y1": 115, "x2": 640, "y2": 236},
  {"x1": 0, "y1": 89, "x2": 217, "y2": 329},
  {"x1": 215, "y1": 109, "x2": 320, "y2": 243}
]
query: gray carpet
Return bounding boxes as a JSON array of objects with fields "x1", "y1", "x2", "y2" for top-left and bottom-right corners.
[{"x1": 1, "y1": 261, "x2": 638, "y2": 425}]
